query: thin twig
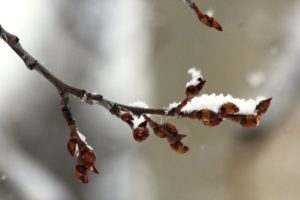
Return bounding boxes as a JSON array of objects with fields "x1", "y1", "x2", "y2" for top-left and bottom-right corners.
[{"x1": 0, "y1": 24, "x2": 169, "y2": 116}]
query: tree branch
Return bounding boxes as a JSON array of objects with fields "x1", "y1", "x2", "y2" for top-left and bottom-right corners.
[{"x1": 0, "y1": 23, "x2": 271, "y2": 183}]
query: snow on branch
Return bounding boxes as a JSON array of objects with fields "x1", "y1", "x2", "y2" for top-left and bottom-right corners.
[{"x1": 0, "y1": 2, "x2": 270, "y2": 184}]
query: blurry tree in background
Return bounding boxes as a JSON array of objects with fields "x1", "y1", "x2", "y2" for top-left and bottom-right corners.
[{"x1": 1, "y1": 0, "x2": 300, "y2": 200}]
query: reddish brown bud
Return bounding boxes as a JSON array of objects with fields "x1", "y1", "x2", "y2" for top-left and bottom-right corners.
[
  {"x1": 75, "y1": 165, "x2": 89, "y2": 183},
  {"x1": 226, "y1": 114, "x2": 243, "y2": 123},
  {"x1": 162, "y1": 123, "x2": 178, "y2": 134},
  {"x1": 240, "y1": 115, "x2": 260, "y2": 128},
  {"x1": 170, "y1": 142, "x2": 189, "y2": 154},
  {"x1": 185, "y1": 79, "x2": 206, "y2": 99},
  {"x1": 199, "y1": 109, "x2": 222, "y2": 126},
  {"x1": 153, "y1": 126, "x2": 167, "y2": 138},
  {"x1": 67, "y1": 138, "x2": 77, "y2": 156},
  {"x1": 121, "y1": 112, "x2": 134, "y2": 122},
  {"x1": 199, "y1": 15, "x2": 223, "y2": 31},
  {"x1": 256, "y1": 98, "x2": 272, "y2": 115},
  {"x1": 190, "y1": 3, "x2": 223, "y2": 31},
  {"x1": 144, "y1": 115, "x2": 166, "y2": 138},
  {"x1": 219, "y1": 102, "x2": 239, "y2": 117},
  {"x1": 79, "y1": 147, "x2": 96, "y2": 167},
  {"x1": 133, "y1": 127, "x2": 149, "y2": 142},
  {"x1": 138, "y1": 120, "x2": 147, "y2": 128},
  {"x1": 209, "y1": 117, "x2": 223, "y2": 126}
]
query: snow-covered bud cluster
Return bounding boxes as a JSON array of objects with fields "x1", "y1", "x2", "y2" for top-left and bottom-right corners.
[
  {"x1": 185, "y1": 68, "x2": 206, "y2": 99},
  {"x1": 166, "y1": 68, "x2": 272, "y2": 128},
  {"x1": 118, "y1": 102, "x2": 151, "y2": 142},
  {"x1": 120, "y1": 112, "x2": 150, "y2": 142}
]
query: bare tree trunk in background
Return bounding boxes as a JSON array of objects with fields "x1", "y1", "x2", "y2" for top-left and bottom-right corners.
[{"x1": 1, "y1": 0, "x2": 155, "y2": 199}]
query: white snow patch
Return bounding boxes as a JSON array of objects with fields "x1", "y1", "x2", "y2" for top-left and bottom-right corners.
[
  {"x1": 205, "y1": 9, "x2": 214, "y2": 17},
  {"x1": 186, "y1": 68, "x2": 203, "y2": 88},
  {"x1": 128, "y1": 101, "x2": 149, "y2": 108},
  {"x1": 128, "y1": 101, "x2": 149, "y2": 129},
  {"x1": 77, "y1": 131, "x2": 86, "y2": 142},
  {"x1": 180, "y1": 94, "x2": 265, "y2": 115},
  {"x1": 165, "y1": 102, "x2": 181, "y2": 113}
]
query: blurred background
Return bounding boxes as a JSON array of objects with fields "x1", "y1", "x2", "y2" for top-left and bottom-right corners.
[{"x1": 1, "y1": 0, "x2": 300, "y2": 199}]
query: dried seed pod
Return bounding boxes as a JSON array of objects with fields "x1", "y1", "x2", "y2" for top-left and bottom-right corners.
[
  {"x1": 133, "y1": 127, "x2": 149, "y2": 142},
  {"x1": 219, "y1": 102, "x2": 239, "y2": 117}
]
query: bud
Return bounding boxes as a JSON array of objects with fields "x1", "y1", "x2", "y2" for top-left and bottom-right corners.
[
  {"x1": 133, "y1": 127, "x2": 149, "y2": 142},
  {"x1": 75, "y1": 165, "x2": 89, "y2": 183},
  {"x1": 219, "y1": 102, "x2": 239, "y2": 117},
  {"x1": 199, "y1": 109, "x2": 222, "y2": 126},
  {"x1": 185, "y1": 79, "x2": 206, "y2": 99},
  {"x1": 67, "y1": 138, "x2": 77, "y2": 156},
  {"x1": 170, "y1": 142, "x2": 189, "y2": 154},
  {"x1": 240, "y1": 115, "x2": 260, "y2": 128},
  {"x1": 256, "y1": 98, "x2": 272, "y2": 115}
]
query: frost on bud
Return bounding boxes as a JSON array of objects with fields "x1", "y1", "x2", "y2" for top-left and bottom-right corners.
[
  {"x1": 219, "y1": 102, "x2": 239, "y2": 117},
  {"x1": 186, "y1": 79, "x2": 206, "y2": 99},
  {"x1": 256, "y1": 98, "x2": 272, "y2": 115},
  {"x1": 199, "y1": 109, "x2": 222, "y2": 126},
  {"x1": 185, "y1": 68, "x2": 206, "y2": 99}
]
